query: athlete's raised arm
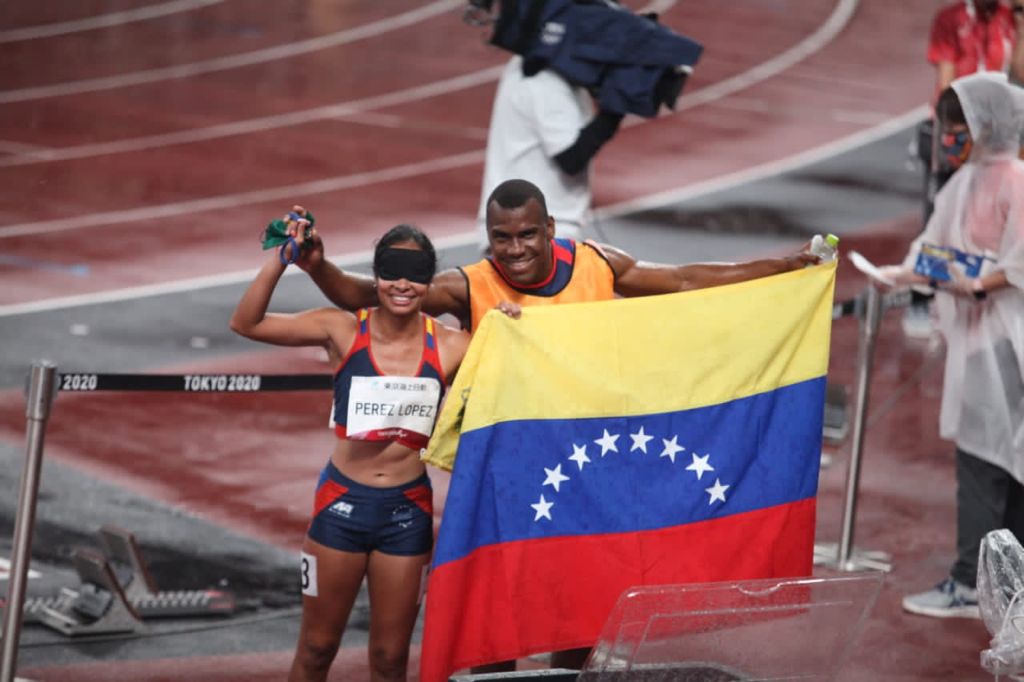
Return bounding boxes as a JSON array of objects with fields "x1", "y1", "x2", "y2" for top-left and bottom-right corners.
[{"x1": 230, "y1": 251, "x2": 356, "y2": 349}]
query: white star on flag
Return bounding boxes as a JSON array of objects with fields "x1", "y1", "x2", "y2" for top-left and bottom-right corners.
[
  {"x1": 660, "y1": 435, "x2": 685, "y2": 463},
  {"x1": 686, "y1": 452, "x2": 714, "y2": 480},
  {"x1": 531, "y1": 494, "x2": 554, "y2": 521},
  {"x1": 568, "y1": 443, "x2": 590, "y2": 471},
  {"x1": 705, "y1": 478, "x2": 730, "y2": 504},
  {"x1": 629, "y1": 426, "x2": 654, "y2": 453},
  {"x1": 594, "y1": 429, "x2": 620, "y2": 456},
  {"x1": 542, "y1": 464, "x2": 570, "y2": 492}
]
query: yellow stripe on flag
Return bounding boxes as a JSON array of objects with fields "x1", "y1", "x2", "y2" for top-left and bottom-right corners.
[{"x1": 424, "y1": 262, "x2": 836, "y2": 471}]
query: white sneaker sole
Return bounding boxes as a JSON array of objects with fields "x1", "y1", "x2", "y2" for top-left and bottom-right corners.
[{"x1": 902, "y1": 599, "x2": 980, "y2": 619}]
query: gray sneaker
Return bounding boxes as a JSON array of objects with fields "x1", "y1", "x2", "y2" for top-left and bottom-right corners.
[{"x1": 902, "y1": 577, "x2": 980, "y2": 618}]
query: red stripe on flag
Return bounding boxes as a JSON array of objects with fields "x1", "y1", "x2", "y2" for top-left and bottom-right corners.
[{"x1": 420, "y1": 498, "x2": 815, "y2": 682}]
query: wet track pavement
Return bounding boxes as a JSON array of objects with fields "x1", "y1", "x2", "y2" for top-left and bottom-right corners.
[
  {"x1": 2, "y1": 124, "x2": 1003, "y2": 680},
  {"x1": 0, "y1": 0, "x2": 1003, "y2": 678}
]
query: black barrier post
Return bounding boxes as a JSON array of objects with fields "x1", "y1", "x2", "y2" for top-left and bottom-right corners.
[{"x1": 1, "y1": 361, "x2": 57, "y2": 682}]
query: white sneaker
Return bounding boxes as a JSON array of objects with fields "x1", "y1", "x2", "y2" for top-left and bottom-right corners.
[
  {"x1": 901, "y1": 303, "x2": 934, "y2": 340},
  {"x1": 902, "y1": 577, "x2": 980, "y2": 619}
]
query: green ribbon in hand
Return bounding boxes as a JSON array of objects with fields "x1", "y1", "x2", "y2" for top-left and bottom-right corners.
[{"x1": 261, "y1": 210, "x2": 315, "y2": 250}]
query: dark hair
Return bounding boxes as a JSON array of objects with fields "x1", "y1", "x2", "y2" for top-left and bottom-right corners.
[
  {"x1": 936, "y1": 86, "x2": 967, "y2": 127},
  {"x1": 485, "y1": 179, "x2": 548, "y2": 218},
  {"x1": 373, "y1": 224, "x2": 437, "y2": 280}
]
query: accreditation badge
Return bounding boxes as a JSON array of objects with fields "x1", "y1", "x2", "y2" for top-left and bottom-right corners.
[
  {"x1": 346, "y1": 376, "x2": 441, "y2": 443},
  {"x1": 913, "y1": 243, "x2": 990, "y2": 282}
]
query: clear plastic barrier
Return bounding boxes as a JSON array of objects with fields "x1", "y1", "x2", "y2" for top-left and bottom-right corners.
[
  {"x1": 979, "y1": 529, "x2": 1024, "y2": 677},
  {"x1": 580, "y1": 573, "x2": 884, "y2": 682}
]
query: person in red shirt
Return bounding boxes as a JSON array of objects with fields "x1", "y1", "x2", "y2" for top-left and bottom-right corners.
[
  {"x1": 929, "y1": 0, "x2": 1024, "y2": 93},
  {"x1": 919, "y1": 2, "x2": 1023, "y2": 240}
]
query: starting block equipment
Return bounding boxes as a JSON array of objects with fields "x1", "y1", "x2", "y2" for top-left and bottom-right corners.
[
  {"x1": 16, "y1": 525, "x2": 237, "y2": 638},
  {"x1": 95, "y1": 525, "x2": 238, "y2": 619},
  {"x1": 4, "y1": 366, "x2": 314, "y2": 676},
  {"x1": 35, "y1": 547, "x2": 144, "y2": 637},
  {"x1": 97, "y1": 524, "x2": 159, "y2": 602}
]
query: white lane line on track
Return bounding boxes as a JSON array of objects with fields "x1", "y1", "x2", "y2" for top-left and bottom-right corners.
[
  {"x1": 595, "y1": 104, "x2": 928, "y2": 219},
  {"x1": 0, "y1": 150, "x2": 486, "y2": 239},
  {"x1": 634, "y1": 0, "x2": 858, "y2": 119},
  {"x1": 0, "y1": 103, "x2": 927, "y2": 318},
  {"x1": 830, "y1": 109, "x2": 897, "y2": 125},
  {"x1": 336, "y1": 112, "x2": 490, "y2": 140},
  {"x1": 0, "y1": 66, "x2": 506, "y2": 167},
  {"x1": 0, "y1": 0, "x2": 463, "y2": 104},
  {"x1": 0, "y1": 557, "x2": 41, "y2": 579},
  {"x1": 0, "y1": 0, "x2": 863, "y2": 240},
  {"x1": 1, "y1": 0, "x2": 850, "y2": 168},
  {"x1": 0, "y1": 0, "x2": 674, "y2": 167},
  {"x1": 0, "y1": 0, "x2": 225, "y2": 44},
  {"x1": 0, "y1": 139, "x2": 50, "y2": 155},
  {"x1": 0, "y1": 231, "x2": 480, "y2": 318}
]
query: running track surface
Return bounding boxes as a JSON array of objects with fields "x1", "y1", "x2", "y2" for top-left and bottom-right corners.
[
  {"x1": 2, "y1": 1, "x2": 996, "y2": 680},
  {"x1": 1, "y1": 0, "x2": 932, "y2": 307}
]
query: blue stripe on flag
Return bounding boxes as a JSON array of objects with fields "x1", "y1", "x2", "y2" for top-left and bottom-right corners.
[{"x1": 434, "y1": 377, "x2": 824, "y2": 566}]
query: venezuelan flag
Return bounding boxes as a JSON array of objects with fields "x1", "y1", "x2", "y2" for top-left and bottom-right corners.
[{"x1": 420, "y1": 263, "x2": 836, "y2": 682}]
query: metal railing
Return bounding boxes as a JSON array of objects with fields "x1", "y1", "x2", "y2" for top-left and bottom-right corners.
[{"x1": 816, "y1": 285, "x2": 930, "y2": 572}]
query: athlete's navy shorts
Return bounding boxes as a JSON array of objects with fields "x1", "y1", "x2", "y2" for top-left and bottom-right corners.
[{"x1": 307, "y1": 461, "x2": 434, "y2": 556}]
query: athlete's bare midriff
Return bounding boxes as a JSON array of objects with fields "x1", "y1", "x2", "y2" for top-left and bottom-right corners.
[{"x1": 330, "y1": 438, "x2": 426, "y2": 488}]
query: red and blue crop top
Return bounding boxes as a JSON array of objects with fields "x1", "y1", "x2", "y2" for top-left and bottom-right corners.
[{"x1": 332, "y1": 308, "x2": 446, "y2": 450}]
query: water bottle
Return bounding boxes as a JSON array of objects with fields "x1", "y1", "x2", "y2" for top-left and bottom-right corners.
[{"x1": 809, "y1": 233, "x2": 840, "y2": 262}]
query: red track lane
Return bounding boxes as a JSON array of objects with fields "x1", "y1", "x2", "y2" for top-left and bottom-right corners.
[
  {"x1": 0, "y1": 218, "x2": 931, "y2": 556},
  {"x1": 0, "y1": 0, "x2": 934, "y2": 307},
  {"x1": 1, "y1": 0, "x2": 167, "y2": 33},
  {"x1": 0, "y1": 0, "x2": 939, "y2": 630},
  {"x1": 3, "y1": 4, "x2": 991, "y2": 679},
  {"x1": 0, "y1": 2, "x2": 465, "y2": 95},
  {"x1": 0, "y1": 4, "x2": 494, "y2": 146},
  {"x1": 0, "y1": 218, "x2": 933, "y2": 548},
  {"x1": 0, "y1": 345, "x2": 454, "y2": 551},
  {"x1": 17, "y1": 644, "x2": 549, "y2": 681},
  {"x1": 5, "y1": 220, "x2": 997, "y2": 681},
  {"x1": 817, "y1": 219, "x2": 992, "y2": 682},
  {"x1": 19, "y1": 644, "x2": 435, "y2": 681}
]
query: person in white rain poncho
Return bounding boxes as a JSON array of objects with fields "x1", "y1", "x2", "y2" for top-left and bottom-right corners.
[{"x1": 879, "y1": 71, "x2": 1024, "y2": 619}]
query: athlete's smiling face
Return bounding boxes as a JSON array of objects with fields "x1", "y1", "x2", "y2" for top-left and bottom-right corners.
[
  {"x1": 486, "y1": 198, "x2": 556, "y2": 286},
  {"x1": 375, "y1": 240, "x2": 430, "y2": 316}
]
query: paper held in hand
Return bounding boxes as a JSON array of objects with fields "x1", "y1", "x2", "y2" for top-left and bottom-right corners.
[{"x1": 848, "y1": 250, "x2": 896, "y2": 286}]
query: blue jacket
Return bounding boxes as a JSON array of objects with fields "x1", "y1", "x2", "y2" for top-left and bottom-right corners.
[{"x1": 490, "y1": 0, "x2": 703, "y2": 117}]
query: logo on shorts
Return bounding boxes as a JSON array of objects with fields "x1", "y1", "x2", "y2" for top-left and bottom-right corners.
[
  {"x1": 329, "y1": 500, "x2": 354, "y2": 518},
  {"x1": 392, "y1": 505, "x2": 414, "y2": 529}
]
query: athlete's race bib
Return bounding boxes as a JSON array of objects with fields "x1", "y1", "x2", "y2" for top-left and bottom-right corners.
[{"x1": 345, "y1": 376, "x2": 441, "y2": 443}]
